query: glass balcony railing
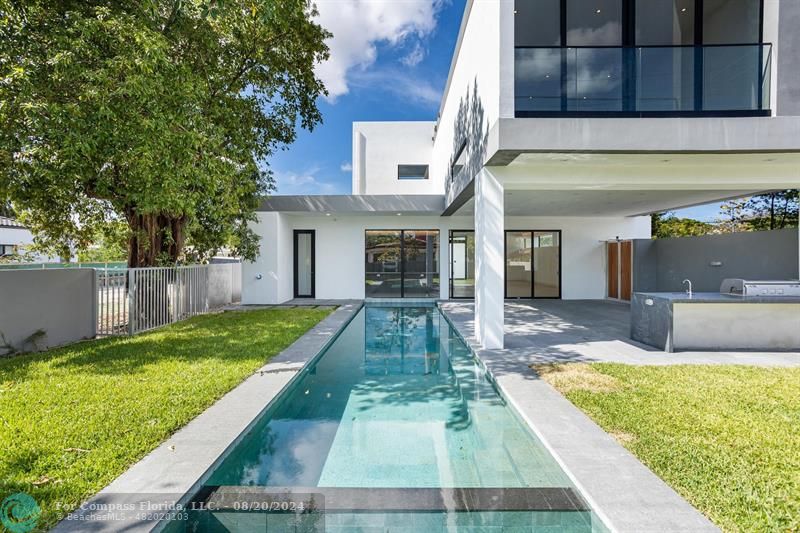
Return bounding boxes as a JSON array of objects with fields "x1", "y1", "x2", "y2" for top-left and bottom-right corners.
[{"x1": 515, "y1": 44, "x2": 771, "y2": 116}]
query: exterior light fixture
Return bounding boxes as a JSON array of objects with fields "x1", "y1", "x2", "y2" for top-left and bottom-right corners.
[
  {"x1": 325, "y1": 213, "x2": 331, "y2": 216},
  {"x1": 396, "y1": 213, "x2": 402, "y2": 216},
  {"x1": 596, "y1": 9, "x2": 601, "y2": 13}
]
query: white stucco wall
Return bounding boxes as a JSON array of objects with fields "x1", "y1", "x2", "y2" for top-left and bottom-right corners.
[
  {"x1": 351, "y1": 122, "x2": 438, "y2": 195},
  {"x1": 242, "y1": 212, "x2": 650, "y2": 304},
  {"x1": 431, "y1": 0, "x2": 504, "y2": 188}
]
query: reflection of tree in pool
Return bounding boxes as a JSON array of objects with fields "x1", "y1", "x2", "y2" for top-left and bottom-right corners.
[
  {"x1": 209, "y1": 422, "x2": 278, "y2": 485},
  {"x1": 367, "y1": 307, "x2": 434, "y2": 354}
]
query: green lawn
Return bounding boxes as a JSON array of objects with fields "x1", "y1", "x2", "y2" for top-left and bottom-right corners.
[
  {"x1": 0, "y1": 307, "x2": 332, "y2": 529},
  {"x1": 536, "y1": 363, "x2": 800, "y2": 532}
]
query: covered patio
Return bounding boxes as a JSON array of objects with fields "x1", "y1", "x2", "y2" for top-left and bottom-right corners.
[{"x1": 439, "y1": 299, "x2": 800, "y2": 367}]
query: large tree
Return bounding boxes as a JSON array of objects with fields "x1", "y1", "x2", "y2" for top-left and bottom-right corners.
[
  {"x1": 744, "y1": 190, "x2": 799, "y2": 231},
  {"x1": 0, "y1": 0, "x2": 329, "y2": 266},
  {"x1": 651, "y1": 212, "x2": 714, "y2": 239}
]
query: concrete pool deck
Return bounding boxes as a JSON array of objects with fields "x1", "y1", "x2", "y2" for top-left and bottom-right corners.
[
  {"x1": 52, "y1": 302, "x2": 362, "y2": 533},
  {"x1": 440, "y1": 299, "x2": 800, "y2": 367},
  {"x1": 439, "y1": 300, "x2": 724, "y2": 532}
]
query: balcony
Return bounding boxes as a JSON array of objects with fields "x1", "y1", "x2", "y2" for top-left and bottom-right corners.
[{"x1": 515, "y1": 44, "x2": 771, "y2": 117}]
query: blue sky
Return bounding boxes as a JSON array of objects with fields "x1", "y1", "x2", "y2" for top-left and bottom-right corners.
[
  {"x1": 269, "y1": 0, "x2": 466, "y2": 196},
  {"x1": 270, "y1": 0, "x2": 723, "y2": 221}
]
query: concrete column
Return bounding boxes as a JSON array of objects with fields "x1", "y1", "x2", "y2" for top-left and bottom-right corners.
[
  {"x1": 439, "y1": 222, "x2": 450, "y2": 300},
  {"x1": 474, "y1": 169, "x2": 504, "y2": 349}
]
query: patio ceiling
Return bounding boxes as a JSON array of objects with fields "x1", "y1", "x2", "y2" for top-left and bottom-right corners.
[
  {"x1": 453, "y1": 188, "x2": 763, "y2": 217},
  {"x1": 448, "y1": 151, "x2": 800, "y2": 217}
]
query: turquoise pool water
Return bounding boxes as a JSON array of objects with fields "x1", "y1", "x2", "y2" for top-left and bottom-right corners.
[{"x1": 178, "y1": 305, "x2": 608, "y2": 532}]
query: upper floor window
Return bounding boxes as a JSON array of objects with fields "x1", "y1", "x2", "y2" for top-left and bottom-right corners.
[
  {"x1": 703, "y1": 0, "x2": 760, "y2": 44},
  {"x1": 451, "y1": 141, "x2": 467, "y2": 180},
  {"x1": 514, "y1": 0, "x2": 767, "y2": 116},
  {"x1": 566, "y1": 0, "x2": 622, "y2": 46},
  {"x1": 635, "y1": 0, "x2": 695, "y2": 46},
  {"x1": 398, "y1": 165, "x2": 429, "y2": 180},
  {"x1": 514, "y1": 0, "x2": 560, "y2": 46}
]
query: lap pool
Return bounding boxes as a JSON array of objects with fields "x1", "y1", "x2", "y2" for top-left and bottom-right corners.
[{"x1": 169, "y1": 304, "x2": 609, "y2": 532}]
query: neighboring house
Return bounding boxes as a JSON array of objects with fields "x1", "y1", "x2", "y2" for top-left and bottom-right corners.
[
  {"x1": 244, "y1": 0, "x2": 800, "y2": 349},
  {"x1": 0, "y1": 216, "x2": 59, "y2": 263},
  {"x1": 0, "y1": 216, "x2": 35, "y2": 258}
]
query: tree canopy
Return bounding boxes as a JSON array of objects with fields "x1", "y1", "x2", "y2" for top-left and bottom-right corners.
[
  {"x1": 651, "y1": 213, "x2": 715, "y2": 239},
  {"x1": 0, "y1": 0, "x2": 329, "y2": 266}
]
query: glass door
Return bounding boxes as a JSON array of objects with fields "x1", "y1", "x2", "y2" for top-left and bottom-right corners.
[
  {"x1": 294, "y1": 230, "x2": 315, "y2": 298},
  {"x1": 365, "y1": 230, "x2": 440, "y2": 298},
  {"x1": 449, "y1": 231, "x2": 475, "y2": 299},
  {"x1": 506, "y1": 231, "x2": 533, "y2": 298},
  {"x1": 505, "y1": 230, "x2": 561, "y2": 299},
  {"x1": 533, "y1": 231, "x2": 561, "y2": 298}
]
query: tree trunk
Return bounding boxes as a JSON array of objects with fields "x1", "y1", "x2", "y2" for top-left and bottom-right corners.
[
  {"x1": 124, "y1": 210, "x2": 187, "y2": 331},
  {"x1": 125, "y1": 210, "x2": 187, "y2": 268}
]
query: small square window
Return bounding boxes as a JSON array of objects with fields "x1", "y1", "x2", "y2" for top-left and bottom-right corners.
[{"x1": 398, "y1": 164, "x2": 429, "y2": 180}]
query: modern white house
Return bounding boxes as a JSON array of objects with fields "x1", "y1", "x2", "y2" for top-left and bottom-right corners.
[{"x1": 243, "y1": 0, "x2": 800, "y2": 349}]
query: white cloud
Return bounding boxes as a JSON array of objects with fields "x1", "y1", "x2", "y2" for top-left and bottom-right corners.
[
  {"x1": 349, "y1": 68, "x2": 442, "y2": 108},
  {"x1": 400, "y1": 42, "x2": 426, "y2": 67},
  {"x1": 274, "y1": 167, "x2": 347, "y2": 195},
  {"x1": 340, "y1": 162, "x2": 353, "y2": 172},
  {"x1": 314, "y1": 0, "x2": 445, "y2": 100}
]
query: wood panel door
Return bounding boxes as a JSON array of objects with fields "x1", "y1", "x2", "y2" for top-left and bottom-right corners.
[
  {"x1": 620, "y1": 240, "x2": 632, "y2": 301},
  {"x1": 607, "y1": 240, "x2": 633, "y2": 301},
  {"x1": 607, "y1": 242, "x2": 619, "y2": 299}
]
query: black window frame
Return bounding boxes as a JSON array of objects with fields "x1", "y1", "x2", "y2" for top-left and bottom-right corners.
[
  {"x1": 514, "y1": 0, "x2": 767, "y2": 117},
  {"x1": 365, "y1": 229, "x2": 440, "y2": 299},
  {"x1": 293, "y1": 230, "x2": 315, "y2": 299},
  {"x1": 397, "y1": 164, "x2": 430, "y2": 180},
  {"x1": 448, "y1": 230, "x2": 475, "y2": 300},
  {"x1": 450, "y1": 141, "x2": 467, "y2": 181},
  {"x1": 503, "y1": 229, "x2": 563, "y2": 300}
]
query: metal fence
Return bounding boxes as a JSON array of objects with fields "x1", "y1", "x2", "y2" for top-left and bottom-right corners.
[
  {"x1": 95, "y1": 263, "x2": 241, "y2": 336},
  {"x1": 96, "y1": 268, "x2": 129, "y2": 335}
]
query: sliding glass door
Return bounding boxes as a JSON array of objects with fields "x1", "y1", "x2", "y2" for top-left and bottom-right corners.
[
  {"x1": 506, "y1": 231, "x2": 533, "y2": 298},
  {"x1": 505, "y1": 230, "x2": 561, "y2": 299},
  {"x1": 449, "y1": 231, "x2": 475, "y2": 299},
  {"x1": 365, "y1": 230, "x2": 439, "y2": 298}
]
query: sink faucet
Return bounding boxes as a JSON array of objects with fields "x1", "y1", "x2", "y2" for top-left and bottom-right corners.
[{"x1": 682, "y1": 279, "x2": 693, "y2": 298}]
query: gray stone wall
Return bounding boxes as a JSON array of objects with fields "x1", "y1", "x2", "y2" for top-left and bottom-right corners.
[
  {"x1": 633, "y1": 228, "x2": 799, "y2": 293},
  {"x1": 0, "y1": 269, "x2": 96, "y2": 355}
]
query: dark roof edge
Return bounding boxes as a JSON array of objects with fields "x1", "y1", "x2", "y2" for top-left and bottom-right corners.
[{"x1": 257, "y1": 195, "x2": 447, "y2": 214}]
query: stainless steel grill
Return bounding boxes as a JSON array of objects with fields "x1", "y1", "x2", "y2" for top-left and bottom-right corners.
[{"x1": 720, "y1": 279, "x2": 800, "y2": 297}]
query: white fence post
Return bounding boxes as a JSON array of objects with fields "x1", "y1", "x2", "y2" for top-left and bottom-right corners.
[{"x1": 94, "y1": 263, "x2": 240, "y2": 337}]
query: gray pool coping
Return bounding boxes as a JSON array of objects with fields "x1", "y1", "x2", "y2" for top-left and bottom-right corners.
[
  {"x1": 438, "y1": 303, "x2": 719, "y2": 533},
  {"x1": 51, "y1": 301, "x2": 362, "y2": 533}
]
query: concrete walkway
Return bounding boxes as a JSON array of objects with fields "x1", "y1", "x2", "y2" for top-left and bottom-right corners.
[{"x1": 440, "y1": 300, "x2": 800, "y2": 366}]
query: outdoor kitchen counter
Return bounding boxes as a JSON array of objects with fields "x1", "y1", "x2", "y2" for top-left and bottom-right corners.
[{"x1": 631, "y1": 292, "x2": 800, "y2": 352}]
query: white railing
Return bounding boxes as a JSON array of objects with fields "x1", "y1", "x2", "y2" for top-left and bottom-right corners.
[
  {"x1": 96, "y1": 268, "x2": 129, "y2": 335},
  {"x1": 96, "y1": 263, "x2": 241, "y2": 336}
]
